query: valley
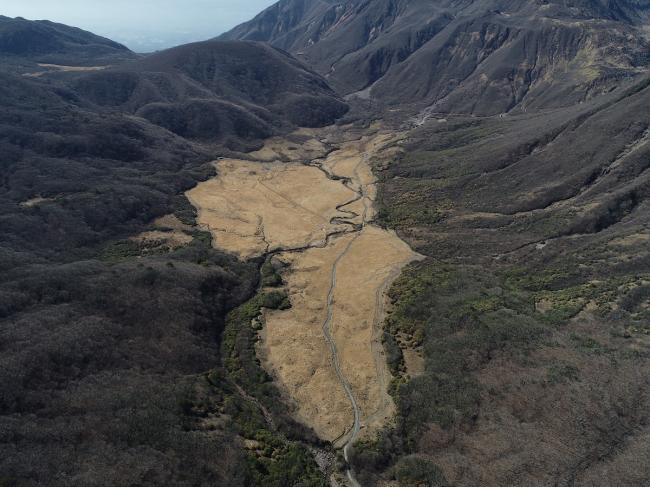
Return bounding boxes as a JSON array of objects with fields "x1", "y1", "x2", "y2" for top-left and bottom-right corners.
[
  {"x1": 189, "y1": 126, "x2": 421, "y2": 482},
  {"x1": 4, "y1": 2, "x2": 650, "y2": 486}
]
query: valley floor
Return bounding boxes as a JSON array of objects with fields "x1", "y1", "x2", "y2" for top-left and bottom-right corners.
[{"x1": 187, "y1": 125, "x2": 421, "y2": 483}]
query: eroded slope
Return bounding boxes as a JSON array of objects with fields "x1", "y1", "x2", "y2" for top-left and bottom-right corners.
[{"x1": 223, "y1": 0, "x2": 650, "y2": 115}]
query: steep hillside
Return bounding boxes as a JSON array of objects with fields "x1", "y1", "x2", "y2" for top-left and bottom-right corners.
[
  {"x1": 224, "y1": 3, "x2": 650, "y2": 485},
  {"x1": 0, "y1": 69, "x2": 257, "y2": 486},
  {"x1": 223, "y1": 0, "x2": 650, "y2": 115},
  {"x1": 0, "y1": 15, "x2": 136, "y2": 65},
  {"x1": 5, "y1": 3, "x2": 650, "y2": 487}
]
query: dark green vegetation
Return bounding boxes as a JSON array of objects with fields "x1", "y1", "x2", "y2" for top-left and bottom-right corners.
[
  {"x1": 219, "y1": 291, "x2": 327, "y2": 486},
  {"x1": 0, "y1": 224, "x2": 260, "y2": 485},
  {"x1": 214, "y1": 260, "x2": 328, "y2": 486},
  {"x1": 223, "y1": 0, "x2": 650, "y2": 115},
  {"x1": 0, "y1": 18, "x2": 342, "y2": 486},
  {"x1": 351, "y1": 74, "x2": 650, "y2": 485},
  {"x1": 394, "y1": 457, "x2": 449, "y2": 487}
]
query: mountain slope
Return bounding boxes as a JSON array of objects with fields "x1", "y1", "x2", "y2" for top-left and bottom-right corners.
[
  {"x1": 340, "y1": 70, "x2": 650, "y2": 487},
  {"x1": 0, "y1": 23, "x2": 348, "y2": 487},
  {"x1": 224, "y1": 3, "x2": 650, "y2": 486},
  {"x1": 0, "y1": 15, "x2": 136, "y2": 65},
  {"x1": 222, "y1": 0, "x2": 650, "y2": 115},
  {"x1": 64, "y1": 40, "x2": 348, "y2": 145}
]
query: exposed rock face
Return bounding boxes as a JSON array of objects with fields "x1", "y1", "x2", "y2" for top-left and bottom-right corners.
[{"x1": 222, "y1": 0, "x2": 650, "y2": 114}]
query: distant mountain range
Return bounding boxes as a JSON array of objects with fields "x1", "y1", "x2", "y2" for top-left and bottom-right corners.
[
  {"x1": 0, "y1": 14, "x2": 347, "y2": 147},
  {"x1": 67, "y1": 40, "x2": 347, "y2": 144}
]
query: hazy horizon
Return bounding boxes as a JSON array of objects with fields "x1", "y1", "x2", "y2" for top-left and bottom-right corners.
[{"x1": 1, "y1": 0, "x2": 276, "y2": 52}]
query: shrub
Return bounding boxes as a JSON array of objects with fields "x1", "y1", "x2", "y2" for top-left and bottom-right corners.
[
  {"x1": 394, "y1": 457, "x2": 448, "y2": 487},
  {"x1": 261, "y1": 291, "x2": 291, "y2": 310},
  {"x1": 261, "y1": 260, "x2": 283, "y2": 287}
]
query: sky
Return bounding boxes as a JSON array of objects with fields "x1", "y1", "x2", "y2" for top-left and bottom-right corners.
[{"x1": 0, "y1": 0, "x2": 276, "y2": 52}]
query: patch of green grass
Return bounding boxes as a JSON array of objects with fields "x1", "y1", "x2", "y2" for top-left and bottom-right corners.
[
  {"x1": 247, "y1": 442, "x2": 326, "y2": 487},
  {"x1": 570, "y1": 333, "x2": 610, "y2": 355},
  {"x1": 261, "y1": 290, "x2": 291, "y2": 310},
  {"x1": 382, "y1": 331, "x2": 404, "y2": 376},
  {"x1": 190, "y1": 229, "x2": 212, "y2": 247},
  {"x1": 377, "y1": 203, "x2": 444, "y2": 228},
  {"x1": 502, "y1": 266, "x2": 575, "y2": 292},
  {"x1": 394, "y1": 456, "x2": 449, "y2": 487},
  {"x1": 173, "y1": 195, "x2": 199, "y2": 226},
  {"x1": 100, "y1": 240, "x2": 145, "y2": 261}
]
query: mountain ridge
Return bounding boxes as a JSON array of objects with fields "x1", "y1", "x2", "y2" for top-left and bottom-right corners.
[
  {"x1": 222, "y1": 0, "x2": 650, "y2": 115},
  {"x1": 0, "y1": 18, "x2": 348, "y2": 487},
  {"x1": 3, "y1": 6, "x2": 650, "y2": 487}
]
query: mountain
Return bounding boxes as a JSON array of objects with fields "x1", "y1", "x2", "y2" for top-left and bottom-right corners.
[
  {"x1": 222, "y1": 0, "x2": 650, "y2": 115},
  {"x1": 355, "y1": 71, "x2": 650, "y2": 487},
  {"x1": 0, "y1": 22, "x2": 347, "y2": 487},
  {"x1": 221, "y1": 2, "x2": 650, "y2": 486},
  {"x1": 4, "y1": 4, "x2": 650, "y2": 487},
  {"x1": 0, "y1": 15, "x2": 136, "y2": 65},
  {"x1": 65, "y1": 40, "x2": 348, "y2": 144}
]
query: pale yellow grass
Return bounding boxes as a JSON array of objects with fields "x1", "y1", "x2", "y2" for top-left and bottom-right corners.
[
  {"x1": 186, "y1": 159, "x2": 355, "y2": 259},
  {"x1": 188, "y1": 129, "x2": 421, "y2": 444}
]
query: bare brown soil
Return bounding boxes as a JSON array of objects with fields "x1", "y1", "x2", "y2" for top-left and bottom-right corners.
[
  {"x1": 153, "y1": 214, "x2": 192, "y2": 232},
  {"x1": 131, "y1": 230, "x2": 192, "y2": 249},
  {"x1": 249, "y1": 129, "x2": 327, "y2": 162},
  {"x1": 130, "y1": 214, "x2": 195, "y2": 250}
]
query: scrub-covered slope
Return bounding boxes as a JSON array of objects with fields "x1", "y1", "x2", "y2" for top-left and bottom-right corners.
[
  {"x1": 0, "y1": 21, "x2": 349, "y2": 487},
  {"x1": 352, "y1": 74, "x2": 650, "y2": 486}
]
